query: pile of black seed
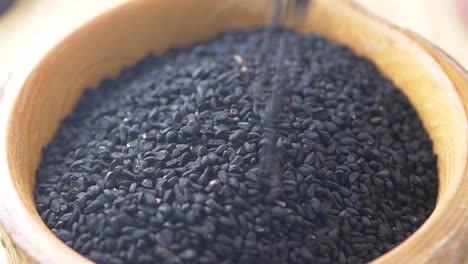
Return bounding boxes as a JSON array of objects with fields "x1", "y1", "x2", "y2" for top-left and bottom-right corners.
[{"x1": 34, "y1": 28, "x2": 438, "y2": 264}]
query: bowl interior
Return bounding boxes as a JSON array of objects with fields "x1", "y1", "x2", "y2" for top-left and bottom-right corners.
[{"x1": 2, "y1": 0, "x2": 466, "y2": 263}]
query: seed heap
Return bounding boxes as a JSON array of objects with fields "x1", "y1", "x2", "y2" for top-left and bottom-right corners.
[{"x1": 34, "y1": 29, "x2": 438, "y2": 264}]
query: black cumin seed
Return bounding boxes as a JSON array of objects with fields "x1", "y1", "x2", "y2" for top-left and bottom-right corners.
[{"x1": 34, "y1": 28, "x2": 437, "y2": 264}]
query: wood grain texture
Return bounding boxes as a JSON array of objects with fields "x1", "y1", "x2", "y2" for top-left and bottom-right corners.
[
  {"x1": 0, "y1": 225, "x2": 35, "y2": 264},
  {"x1": 407, "y1": 32, "x2": 468, "y2": 263},
  {"x1": 0, "y1": 0, "x2": 467, "y2": 263}
]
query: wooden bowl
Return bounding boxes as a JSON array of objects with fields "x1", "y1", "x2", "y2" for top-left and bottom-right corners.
[{"x1": 1, "y1": 0, "x2": 467, "y2": 263}]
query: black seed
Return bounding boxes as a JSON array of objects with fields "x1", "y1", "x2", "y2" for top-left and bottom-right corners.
[
  {"x1": 142, "y1": 193, "x2": 156, "y2": 205},
  {"x1": 300, "y1": 247, "x2": 314, "y2": 260},
  {"x1": 179, "y1": 249, "x2": 197, "y2": 260},
  {"x1": 51, "y1": 198, "x2": 65, "y2": 213},
  {"x1": 158, "y1": 203, "x2": 172, "y2": 218},
  {"x1": 34, "y1": 28, "x2": 437, "y2": 264},
  {"x1": 229, "y1": 131, "x2": 244, "y2": 142},
  {"x1": 197, "y1": 146, "x2": 208, "y2": 157},
  {"x1": 230, "y1": 156, "x2": 244, "y2": 166},
  {"x1": 237, "y1": 122, "x2": 251, "y2": 130},
  {"x1": 141, "y1": 179, "x2": 153, "y2": 188},
  {"x1": 214, "y1": 111, "x2": 229, "y2": 122},
  {"x1": 166, "y1": 131, "x2": 178, "y2": 143},
  {"x1": 87, "y1": 186, "x2": 100, "y2": 199},
  {"x1": 155, "y1": 150, "x2": 168, "y2": 161},
  {"x1": 207, "y1": 139, "x2": 226, "y2": 147},
  {"x1": 376, "y1": 169, "x2": 390, "y2": 178},
  {"x1": 56, "y1": 230, "x2": 74, "y2": 241},
  {"x1": 228, "y1": 177, "x2": 239, "y2": 189},
  {"x1": 311, "y1": 198, "x2": 321, "y2": 212},
  {"x1": 349, "y1": 172, "x2": 360, "y2": 184},
  {"x1": 247, "y1": 132, "x2": 261, "y2": 139},
  {"x1": 271, "y1": 206, "x2": 287, "y2": 219},
  {"x1": 84, "y1": 200, "x2": 103, "y2": 214},
  {"x1": 76, "y1": 195, "x2": 87, "y2": 210}
]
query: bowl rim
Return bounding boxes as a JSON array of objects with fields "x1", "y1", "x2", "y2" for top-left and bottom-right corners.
[
  {"x1": 0, "y1": 2, "x2": 132, "y2": 263},
  {"x1": 0, "y1": 0, "x2": 467, "y2": 263}
]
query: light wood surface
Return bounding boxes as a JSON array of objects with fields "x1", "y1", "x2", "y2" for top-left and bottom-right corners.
[{"x1": 0, "y1": 0, "x2": 467, "y2": 263}]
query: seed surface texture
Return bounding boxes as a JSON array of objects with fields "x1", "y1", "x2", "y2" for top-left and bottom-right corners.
[{"x1": 34, "y1": 29, "x2": 438, "y2": 264}]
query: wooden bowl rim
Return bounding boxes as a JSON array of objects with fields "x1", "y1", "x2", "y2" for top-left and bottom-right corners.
[
  {"x1": 0, "y1": 0, "x2": 467, "y2": 263},
  {"x1": 0, "y1": 2, "x2": 134, "y2": 263}
]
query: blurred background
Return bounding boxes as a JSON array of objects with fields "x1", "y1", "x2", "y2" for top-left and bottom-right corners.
[
  {"x1": 1, "y1": 0, "x2": 468, "y2": 94},
  {"x1": 0, "y1": 0, "x2": 468, "y2": 262}
]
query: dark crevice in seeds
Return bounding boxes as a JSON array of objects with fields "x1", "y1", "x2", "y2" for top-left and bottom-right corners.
[{"x1": 34, "y1": 28, "x2": 438, "y2": 264}]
